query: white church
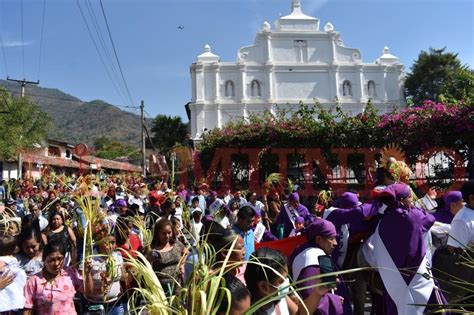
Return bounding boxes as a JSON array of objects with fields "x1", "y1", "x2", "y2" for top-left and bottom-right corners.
[{"x1": 188, "y1": 0, "x2": 405, "y2": 140}]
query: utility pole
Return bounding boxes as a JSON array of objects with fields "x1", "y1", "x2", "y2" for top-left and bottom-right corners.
[
  {"x1": 141, "y1": 100, "x2": 146, "y2": 178},
  {"x1": 7, "y1": 76, "x2": 39, "y2": 97},
  {"x1": 6, "y1": 76, "x2": 40, "y2": 180}
]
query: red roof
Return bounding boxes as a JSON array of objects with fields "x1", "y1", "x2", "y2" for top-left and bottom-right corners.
[
  {"x1": 22, "y1": 153, "x2": 85, "y2": 169},
  {"x1": 74, "y1": 155, "x2": 141, "y2": 172},
  {"x1": 22, "y1": 152, "x2": 141, "y2": 173}
]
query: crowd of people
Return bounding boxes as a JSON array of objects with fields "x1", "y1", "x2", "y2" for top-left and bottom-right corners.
[{"x1": 0, "y1": 155, "x2": 473, "y2": 315}]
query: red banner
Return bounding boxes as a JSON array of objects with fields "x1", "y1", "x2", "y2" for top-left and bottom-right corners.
[{"x1": 255, "y1": 234, "x2": 308, "y2": 257}]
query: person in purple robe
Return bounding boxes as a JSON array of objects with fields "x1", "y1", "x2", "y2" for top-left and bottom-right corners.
[
  {"x1": 176, "y1": 184, "x2": 190, "y2": 204},
  {"x1": 324, "y1": 193, "x2": 380, "y2": 266},
  {"x1": 289, "y1": 219, "x2": 345, "y2": 315},
  {"x1": 377, "y1": 183, "x2": 447, "y2": 314},
  {"x1": 433, "y1": 191, "x2": 464, "y2": 224},
  {"x1": 274, "y1": 192, "x2": 311, "y2": 238}
]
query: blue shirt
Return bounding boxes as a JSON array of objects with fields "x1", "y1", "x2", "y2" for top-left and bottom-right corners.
[{"x1": 232, "y1": 224, "x2": 255, "y2": 261}]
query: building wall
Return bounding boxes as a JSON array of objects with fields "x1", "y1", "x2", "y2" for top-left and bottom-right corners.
[
  {"x1": 189, "y1": 3, "x2": 405, "y2": 139},
  {"x1": 2, "y1": 162, "x2": 19, "y2": 180}
]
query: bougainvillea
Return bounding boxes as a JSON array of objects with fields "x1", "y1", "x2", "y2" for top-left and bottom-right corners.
[
  {"x1": 198, "y1": 100, "x2": 473, "y2": 168},
  {"x1": 377, "y1": 100, "x2": 473, "y2": 162}
]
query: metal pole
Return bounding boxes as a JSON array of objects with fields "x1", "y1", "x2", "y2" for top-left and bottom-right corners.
[
  {"x1": 6, "y1": 77, "x2": 39, "y2": 179},
  {"x1": 170, "y1": 151, "x2": 176, "y2": 190},
  {"x1": 141, "y1": 100, "x2": 146, "y2": 178}
]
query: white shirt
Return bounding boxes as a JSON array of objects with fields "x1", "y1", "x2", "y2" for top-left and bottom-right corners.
[
  {"x1": 128, "y1": 195, "x2": 145, "y2": 213},
  {"x1": 190, "y1": 221, "x2": 203, "y2": 246},
  {"x1": 251, "y1": 200, "x2": 266, "y2": 212},
  {"x1": 447, "y1": 205, "x2": 474, "y2": 249},
  {"x1": 85, "y1": 252, "x2": 123, "y2": 303},
  {"x1": 264, "y1": 297, "x2": 290, "y2": 315},
  {"x1": 289, "y1": 228, "x2": 302, "y2": 237},
  {"x1": 0, "y1": 256, "x2": 27, "y2": 312},
  {"x1": 223, "y1": 194, "x2": 232, "y2": 205},
  {"x1": 38, "y1": 215, "x2": 49, "y2": 231},
  {"x1": 430, "y1": 221, "x2": 451, "y2": 249},
  {"x1": 216, "y1": 216, "x2": 231, "y2": 229},
  {"x1": 174, "y1": 207, "x2": 184, "y2": 225}
]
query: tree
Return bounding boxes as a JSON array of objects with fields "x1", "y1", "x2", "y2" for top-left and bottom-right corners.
[
  {"x1": 93, "y1": 136, "x2": 140, "y2": 160},
  {"x1": 405, "y1": 47, "x2": 474, "y2": 105},
  {"x1": 150, "y1": 114, "x2": 188, "y2": 155},
  {"x1": 0, "y1": 87, "x2": 52, "y2": 160}
]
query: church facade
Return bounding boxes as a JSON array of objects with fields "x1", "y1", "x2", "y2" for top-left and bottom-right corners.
[{"x1": 189, "y1": 0, "x2": 405, "y2": 140}]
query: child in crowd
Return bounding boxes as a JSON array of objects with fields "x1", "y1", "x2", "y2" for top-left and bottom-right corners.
[
  {"x1": 190, "y1": 208, "x2": 203, "y2": 246},
  {"x1": 217, "y1": 274, "x2": 251, "y2": 315},
  {"x1": 214, "y1": 205, "x2": 231, "y2": 229},
  {"x1": 289, "y1": 217, "x2": 305, "y2": 237},
  {"x1": 0, "y1": 235, "x2": 27, "y2": 313},
  {"x1": 15, "y1": 227, "x2": 44, "y2": 276}
]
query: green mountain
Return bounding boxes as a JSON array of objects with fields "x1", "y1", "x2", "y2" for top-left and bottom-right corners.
[{"x1": 0, "y1": 79, "x2": 149, "y2": 148}]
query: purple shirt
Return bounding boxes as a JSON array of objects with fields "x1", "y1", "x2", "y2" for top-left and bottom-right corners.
[{"x1": 433, "y1": 209, "x2": 454, "y2": 224}]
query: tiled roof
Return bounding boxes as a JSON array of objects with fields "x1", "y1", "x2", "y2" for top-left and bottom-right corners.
[
  {"x1": 22, "y1": 152, "x2": 85, "y2": 169},
  {"x1": 74, "y1": 155, "x2": 141, "y2": 172},
  {"x1": 21, "y1": 152, "x2": 141, "y2": 173}
]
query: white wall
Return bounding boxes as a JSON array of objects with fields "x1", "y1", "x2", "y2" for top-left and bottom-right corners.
[
  {"x1": 2, "y1": 162, "x2": 19, "y2": 180},
  {"x1": 189, "y1": 8, "x2": 405, "y2": 139}
]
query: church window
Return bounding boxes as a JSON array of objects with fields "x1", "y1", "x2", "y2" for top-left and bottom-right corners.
[
  {"x1": 250, "y1": 80, "x2": 261, "y2": 97},
  {"x1": 294, "y1": 40, "x2": 308, "y2": 63},
  {"x1": 367, "y1": 80, "x2": 376, "y2": 98},
  {"x1": 225, "y1": 80, "x2": 235, "y2": 97},
  {"x1": 343, "y1": 80, "x2": 352, "y2": 96}
]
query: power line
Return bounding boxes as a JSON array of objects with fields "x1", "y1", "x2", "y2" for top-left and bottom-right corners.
[
  {"x1": 99, "y1": 0, "x2": 135, "y2": 107},
  {"x1": 144, "y1": 109, "x2": 155, "y2": 120},
  {"x1": 37, "y1": 0, "x2": 46, "y2": 81},
  {"x1": 20, "y1": 0, "x2": 24, "y2": 78},
  {"x1": 7, "y1": 89, "x2": 138, "y2": 112},
  {"x1": 75, "y1": 0, "x2": 129, "y2": 107},
  {"x1": 84, "y1": 0, "x2": 125, "y2": 98}
]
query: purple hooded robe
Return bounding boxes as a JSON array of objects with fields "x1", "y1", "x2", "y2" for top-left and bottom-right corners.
[
  {"x1": 289, "y1": 219, "x2": 345, "y2": 315},
  {"x1": 274, "y1": 192, "x2": 311, "y2": 238},
  {"x1": 377, "y1": 183, "x2": 446, "y2": 314},
  {"x1": 433, "y1": 191, "x2": 463, "y2": 224}
]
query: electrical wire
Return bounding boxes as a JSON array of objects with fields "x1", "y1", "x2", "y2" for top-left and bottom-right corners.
[
  {"x1": 144, "y1": 109, "x2": 156, "y2": 120},
  {"x1": 37, "y1": 0, "x2": 46, "y2": 81},
  {"x1": 84, "y1": 0, "x2": 125, "y2": 99},
  {"x1": 7, "y1": 89, "x2": 137, "y2": 112},
  {"x1": 76, "y1": 0, "x2": 129, "y2": 107},
  {"x1": 99, "y1": 0, "x2": 135, "y2": 107},
  {"x1": 8, "y1": 90, "x2": 82, "y2": 103}
]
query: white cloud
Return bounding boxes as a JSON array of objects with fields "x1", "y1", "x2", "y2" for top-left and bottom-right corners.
[{"x1": 3, "y1": 40, "x2": 34, "y2": 48}]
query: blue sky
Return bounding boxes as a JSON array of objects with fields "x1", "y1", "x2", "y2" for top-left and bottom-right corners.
[{"x1": 0, "y1": 0, "x2": 472, "y2": 120}]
